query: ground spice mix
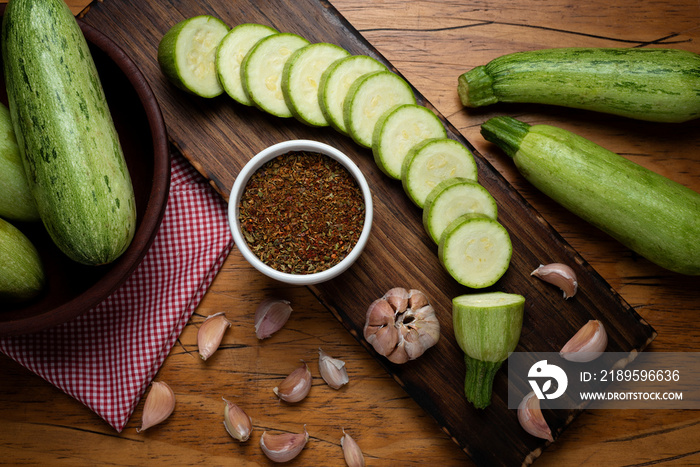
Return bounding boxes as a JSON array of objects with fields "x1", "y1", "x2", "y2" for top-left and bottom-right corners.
[{"x1": 239, "y1": 151, "x2": 365, "y2": 274}]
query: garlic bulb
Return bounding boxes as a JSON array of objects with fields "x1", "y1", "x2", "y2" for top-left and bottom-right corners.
[
  {"x1": 531, "y1": 263, "x2": 578, "y2": 299},
  {"x1": 341, "y1": 429, "x2": 365, "y2": 467},
  {"x1": 273, "y1": 362, "x2": 312, "y2": 403},
  {"x1": 255, "y1": 298, "x2": 293, "y2": 339},
  {"x1": 363, "y1": 288, "x2": 440, "y2": 364},
  {"x1": 260, "y1": 427, "x2": 309, "y2": 463},
  {"x1": 223, "y1": 398, "x2": 252, "y2": 442},
  {"x1": 137, "y1": 381, "x2": 175, "y2": 432},
  {"x1": 518, "y1": 391, "x2": 553, "y2": 442},
  {"x1": 560, "y1": 319, "x2": 608, "y2": 362},
  {"x1": 318, "y1": 348, "x2": 349, "y2": 390},
  {"x1": 197, "y1": 312, "x2": 231, "y2": 361}
]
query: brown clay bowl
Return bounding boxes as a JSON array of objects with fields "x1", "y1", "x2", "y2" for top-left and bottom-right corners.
[{"x1": 0, "y1": 10, "x2": 170, "y2": 336}]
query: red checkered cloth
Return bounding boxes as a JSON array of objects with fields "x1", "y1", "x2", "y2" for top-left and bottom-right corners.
[{"x1": 0, "y1": 153, "x2": 233, "y2": 432}]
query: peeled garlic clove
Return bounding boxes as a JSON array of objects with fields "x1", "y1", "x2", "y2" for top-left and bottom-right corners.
[
  {"x1": 341, "y1": 429, "x2": 365, "y2": 467},
  {"x1": 137, "y1": 381, "x2": 175, "y2": 432},
  {"x1": 255, "y1": 298, "x2": 292, "y2": 339},
  {"x1": 223, "y1": 397, "x2": 252, "y2": 442},
  {"x1": 273, "y1": 362, "x2": 312, "y2": 403},
  {"x1": 319, "y1": 348, "x2": 349, "y2": 389},
  {"x1": 198, "y1": 312, "x2": 232, "y2": 361},
  {"x1": 531, "y1": 263, "x2": 578, "y2": 299},
  {"x1": 260, "y1": 426, "x2": 309, "y2": 463},
  {"x1": 560, "y1": 319, "x2": 608, "y2": 362},
  {"x1": 518, "y1": 391, "x2": 553, "y2": 442}
]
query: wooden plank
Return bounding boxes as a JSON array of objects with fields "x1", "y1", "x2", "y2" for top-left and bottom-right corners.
[{"x1": 75, "y1": 0, "x2": 657, "y2": 465}]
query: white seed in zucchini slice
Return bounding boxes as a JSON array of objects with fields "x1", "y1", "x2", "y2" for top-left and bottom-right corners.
[
  {"x1": 343, "y1": 70, "x2": 416, "y2": 148},
  {"x1": 401, "y1": 137, "x2": 478, "y2": 208},
  {"x1": 281, "y1": 43, "x2": 350, "y2": 127},
  {"x1": 372, "y1": 104, "x2": 446, "y2": 180},
  {"x1": 241, "y1": 33, "x2": 310, "y2": 118},
  {"x1": 423, "y1": 178, "x2": 497, "y2": 244},
  {"x1": 158, "y1": 15, "x2": 230, "y2": 98},
  {"x1": 438, "y1": 213, "x2": 511, "y2": 288},
  {"x1": 216, "y1": 23, "x2": 278, "y2": 105},
  {"x1": 318, "y1": 55, "x2": 387, "y2": 135}
]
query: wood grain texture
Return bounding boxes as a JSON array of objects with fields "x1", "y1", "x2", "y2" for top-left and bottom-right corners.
[{"x1": 0, "y1": 0, "x2": 698, "y2": 465}]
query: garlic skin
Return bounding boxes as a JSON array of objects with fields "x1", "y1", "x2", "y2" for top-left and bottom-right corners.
[
  {"x1": 363, "y1": 288, "x2": 440, "y2": 364},
  {"x1": 137, "y1": 381, "x2": 175, "y2": 432},
  {"x1": 223, "y1": 398, "x2": 252, "y2": 442},
  {"x1": 319, "y1": 348, "x2": 349, "y2": 389},
  {"x1": 518, "y1": 391, "x2": 553, "y2": 442},
  {"x1": 531, "y1": 263, "x2": 578, "y2": 299},
  {"x1": 260, "y1": 426, "x2": 309, "y2": 463},
  {"x1": 197, "y1": 312, "x2": 232, "y2": 361},
  {"x1": 273, "y1": 362, "x2": 312, "y2": 403},
  {"x1": 255, "y1": 298, "x2": 293, "y2": 339},
  {"x1": 560, "y1": 319, "x2": 608, "y2": 362},
  {"x1": 341, "y1": 429, "x2": 365, "y2": 467}
]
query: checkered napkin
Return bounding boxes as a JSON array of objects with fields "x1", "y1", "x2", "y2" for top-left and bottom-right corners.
[{"x1": 0, "y1": 153, "x2": 233, "y2": 432}]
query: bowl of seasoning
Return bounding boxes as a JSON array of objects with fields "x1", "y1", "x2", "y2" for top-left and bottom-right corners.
[{"x1": 228, "y1": 140, "x2": 373, "y2": 285}]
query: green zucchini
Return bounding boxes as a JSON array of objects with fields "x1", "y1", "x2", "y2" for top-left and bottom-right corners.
[
  {"x1": 481, "y1": 116, "x2": 700, "y2": 275},
  {"x1": 0, "y1": 102, "x2": 39, "y2": 222},
  {"x1": 459, "y1": 48, "x2": 700, "y2": 123},
  {"x1": 0, "y1": 217, "x2": 45, "y2": 303},
  {"x1": 2, "y1": 0, "x2": 136, "y2": 265}
]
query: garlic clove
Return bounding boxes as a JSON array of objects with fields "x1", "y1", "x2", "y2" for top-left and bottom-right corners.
[
  {"x1": 273, "y1": 362, "x2": 312, "y2": 403},
  {"x1": 223, "y1": 397, "x2": 253, "y2": 442},
  {"x1": 318, "y1": 348, "x2": 349, "y2": 389},
  {"x1": 255, "y1": 298, "x2": 293, "y2": 340},
  {"x1": 137, "y1": 381, "x2": 175, "y2": 432},
  {"x1": 341, "y1": 429, "x2": 365, "y2": 467},
  {"x1": 260, "y1": 426, "x2": 309, "y2": 463},
  {"x1": 560, "y1": 319, "x2": 608, "y2": 362},
  {"x1": 531, "y1": 263, "x2": 578, "y2": 299},
  {"x1": 197, "y1": 312, "x2": 232, "y2": 361},
  {"x1": 518, "y1": 391, "x2": 553, "y2": 442}
]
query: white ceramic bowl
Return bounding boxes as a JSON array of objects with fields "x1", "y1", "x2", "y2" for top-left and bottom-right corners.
[{"x1": 228, "y1": 140, "x2": 373, "y2": 285}]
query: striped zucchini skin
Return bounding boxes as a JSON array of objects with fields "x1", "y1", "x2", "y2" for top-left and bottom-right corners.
[
  {"x1": 2, "y1": 0, "x2": 136, "y2": 265},
  {"x1": 459, "y1": 48, "x2": 700, "y2": 123},
  {"x1": 481, "y1": 116, "x2": 700, "y2": 275},
  {"x1": 0, "y1": 217, "x2": 45, "y2": 303}
]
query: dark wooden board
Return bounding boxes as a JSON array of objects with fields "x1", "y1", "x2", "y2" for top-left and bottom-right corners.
[{"x1": 82, "y1": 0, "x2": 656, "y2": 464}]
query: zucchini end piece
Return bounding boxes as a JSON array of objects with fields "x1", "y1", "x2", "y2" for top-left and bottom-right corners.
[
  {"x1": 458, "y1": 66, "x2": 498, "y2": 107},
  {"x1": 480, "y1": 116, "x2": 531, "y2": 158},
  {"x1": 463, "y1": 354, "x2": 502, "y2": 409}
]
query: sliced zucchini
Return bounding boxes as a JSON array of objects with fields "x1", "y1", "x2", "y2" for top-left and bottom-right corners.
[
  {"x1": 216, "y1": 23, "x2": 278, "y2": 105},
  {"x1": 423, "y1": 178, "x2": 498, "y2": 244},
  {"x1": 241, "y1": 33, "x2": 310, "y2": 117},
  {"x1": 372, "y1": 104, "x2": 446, "y2": 179},
  {"x1": 318, "y1": 55, "x2": 386, "y2": 134},
  {"x1": 438, "y1": 213, "x2": 512, "y2": 288},
  {"x1": 402, "y1": 138, "x2": 478, "y2": 208},
  {"x1": 343, "y1": 70, "x2": 416, "y2": 148},
  {"x1": 281, "y1": 43, "x2": 350, "y2": 126},
  {"x1": 158, "y1": 15, "x2": 230, "y2": 98}
]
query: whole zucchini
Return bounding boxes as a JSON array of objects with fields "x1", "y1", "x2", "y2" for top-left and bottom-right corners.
[
  {"x1": 0, "y1": 101, "x2": 39, "y2": 222},
  {"x1": 459, "y1": 48, "x2": 700, "y2": 123},
  {"x1": 481, "y1": 116, "x2": 700, "y2": 275},
  {"x1": 2, "y1": 0, "x2": 136, "y2": 265},
  {"x1": 0, "y1": 217, "x2": 45, "y2": 303}
]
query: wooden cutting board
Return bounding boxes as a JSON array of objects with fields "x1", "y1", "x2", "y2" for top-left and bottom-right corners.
[{"x1": 81, "y1": 0, "x2": 656, "y2": 464}]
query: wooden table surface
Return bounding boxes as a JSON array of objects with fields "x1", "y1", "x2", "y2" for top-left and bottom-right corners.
[{"x1": 1, "y1": 0, "x2": 699, "y2": 465}]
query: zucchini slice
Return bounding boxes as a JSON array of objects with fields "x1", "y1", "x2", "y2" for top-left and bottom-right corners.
[
  {"x1": 281, "y1": 42, "x2": 350, "y2": 126},
  {"x1": 318, "y1": 55, "x2": 386, "y2": 134},
  {"x1": 158, "y1": 15, "x2": 230, "y2": 98},
  {"x1": 343, "y1": 70, "x2": 416, "y2": 148},
  {"x1": 241, "y1": 33, "x2": 310, "y2": 117},
  {"x1": 402, "y1": 138, "x2": 478, "y2": 208},
  {"x1": 422, "y1": 178, "x2": 497, "y2": 244},
  {"x1": 372, "y1": 104, "x2": 446, "y2": 180},
  {"x1": 438, "y1": 213, "x2": 512, "y2": 288},
  {"x1": 216, "y1": 23, "x2": 278, "y2": 105}
]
